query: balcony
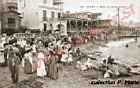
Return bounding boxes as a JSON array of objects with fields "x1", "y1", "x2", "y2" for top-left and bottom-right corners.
[
  {"x1": 3, "y1": 2, "x2": 18, "y2": 13},
  {"x1": 53, "y1": 0, "x2": 64, "y2": 5},
  {"x1": 48, "y1": 18, "x2": 59, "y2": 22}
]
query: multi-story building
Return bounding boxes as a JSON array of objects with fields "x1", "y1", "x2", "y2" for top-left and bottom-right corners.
[
  {"x1": 18, "y1": 0, "x2": 67, "y2": 35},
  {"x1": 0, "y1": 0, "x2": 3, "y2": 33},
  {"x1": 0, "y1": 0, "x2": 21, "y2": 34},
  {"x1": 63, "y1": 11, "x2": 112, "y2": 40},
  {"x1": 63, "y1": 12, "x2": 102, "y2": 32}
]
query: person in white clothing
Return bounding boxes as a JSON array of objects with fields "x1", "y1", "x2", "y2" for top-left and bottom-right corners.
[{"x1": 37, "y1": 52, "x2": 47, "y2": 78}]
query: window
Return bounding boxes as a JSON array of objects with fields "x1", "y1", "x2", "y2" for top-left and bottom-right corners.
[
  {"x1": 43, "y1": 10, "x2": 47, "y2": 21},
  {"x1": 58, "y1": 24, "x2": 61, "y2": 30},
  {"x1": 43, "y1": 0, "x2": 47, "y2": 4},
  {"x1": 24, "y1": 0, "x2": 26, "y2": 7},
  {"x1": 43, "y1": 23, "x2": 47, "y2": 32},
  {"x1": 50, "y1": 24, "x2": 53, "y2": 29},
  {"x1": 51, "y1": 11, "x2": 55, "y2": 18},
  {"x1": 8, "y1": 18, "x2": 15, "y2": 24},
  {"x1": 58, "y1": 12, "x2": 61, "y2": 18}
]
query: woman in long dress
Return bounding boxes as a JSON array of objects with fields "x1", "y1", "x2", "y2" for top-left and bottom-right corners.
[
  {"x1": 37, "y1": 52, "x2": 47, "y2": 78},
  {"x1": 48, "y1": 51, "x2": 59, "y2": 80},
  {"x1": 23, "y1": 52, "x2": 33, "y2": 74}
]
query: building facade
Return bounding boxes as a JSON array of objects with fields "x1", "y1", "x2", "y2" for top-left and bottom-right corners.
[
  {"x1": 0, "y1": 0, "x2": 21, "y2": 34},
  {"x1": 63, "y1": 11, "x2": 112, "y2": 40},
  {"x1": 63, "y1": 12, "x2": 102, "y2": 32},
  {"x1": 18, "y1": 0, "x2": 67, "y2": 35},
  {"x1": 0, "y1": 0, "x2": 3, "y2": 33}
]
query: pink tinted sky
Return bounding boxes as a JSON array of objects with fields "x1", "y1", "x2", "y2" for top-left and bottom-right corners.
[{"x1": 63, "y1": 0, "x2": 140, "y2": 25}]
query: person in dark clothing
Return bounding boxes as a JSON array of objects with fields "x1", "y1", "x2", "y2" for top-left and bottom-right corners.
[
  {"x1": 3, "y1": 43, "x2": 9, "y2": 66},
  {"x1": 14, "y1": 44, "x2": 24, "y2": 62},
  {"x1": 45, "y1": 40, "x2": 49, "y2": 48},
  {"x1": 107, "y1": 56, "x2": 115, "y2": 64},
  {"x1": 9, "y1": 37, "x2": 25, "y2": 62},
  {"x1": 125, "y1": 44, "x2": 129, "y2": 48},
  {"x1": 8, "y1": 47, "x2": 20, "y2": 83},
  {"x1": 9, "y1": 37, "x2": 17, "y2": 45},
  {"x1": 76, "y1": 48, "x2": 81, "y2": 56}
]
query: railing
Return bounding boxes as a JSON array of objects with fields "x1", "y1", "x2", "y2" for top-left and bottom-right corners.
[{"x1": 47, "y1": 18, "x2": 62, "y2": 22}]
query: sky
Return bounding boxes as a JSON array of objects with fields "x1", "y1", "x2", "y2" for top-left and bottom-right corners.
[{"x1": 63, "y1": 0, "x2": 140, "y2": 26}]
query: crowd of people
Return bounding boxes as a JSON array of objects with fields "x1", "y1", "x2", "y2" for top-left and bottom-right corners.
[
  {"x1": 0, "y1": 31, "x2": 127, "y2": 83},
  {"x1": 0, "y1": 33, "x2": 76, "y2": 83}
]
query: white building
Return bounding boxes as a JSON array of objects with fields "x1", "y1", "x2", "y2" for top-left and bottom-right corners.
[
  {"x1": 18, "y1": 0, "x2": 67, "y2": 35},
  {"x1": 0, "y1": 0, "x2": 1, "y2": 33}
]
